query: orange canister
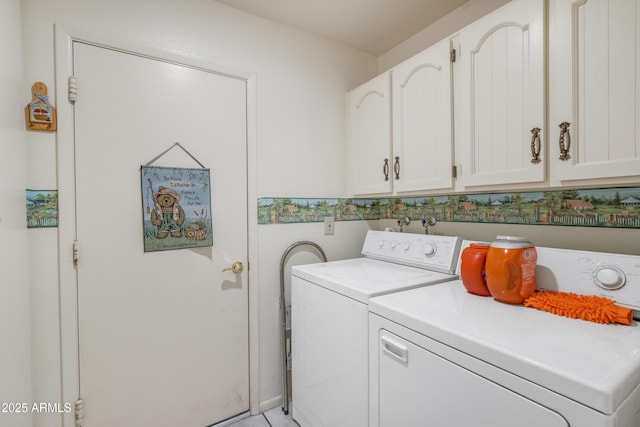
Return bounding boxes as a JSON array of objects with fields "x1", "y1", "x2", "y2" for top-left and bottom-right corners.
[
  {"x1": 460, "y1": 243, "x2": 491, "y2": 296},
  {"x1": 485, "y1": 236, "x2": 537, "y2": 304}
]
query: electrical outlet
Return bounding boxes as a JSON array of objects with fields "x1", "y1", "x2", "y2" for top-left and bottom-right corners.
[{"x1": 324, "y1": 217, "x2": 335, "y2": 235}]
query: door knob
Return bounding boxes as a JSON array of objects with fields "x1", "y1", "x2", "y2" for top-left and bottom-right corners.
[{"x1": 222, "y1": 261, "x2": 244, "y2": 274}]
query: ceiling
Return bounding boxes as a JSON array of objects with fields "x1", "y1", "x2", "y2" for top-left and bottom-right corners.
[{"x1": 214, "y1": 0, "x2": 470, "y2": 56}]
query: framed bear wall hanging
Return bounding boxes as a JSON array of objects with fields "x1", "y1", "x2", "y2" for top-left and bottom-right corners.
[{"x1": 141, "y1": 165, "x2": 213, "y2": 252}]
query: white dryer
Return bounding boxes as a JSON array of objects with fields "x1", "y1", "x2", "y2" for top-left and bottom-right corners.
[
  {"x1": 369, "y1": 245, "x2": 640, "y2": 427},
  {"x1": 291, "y1": 230, "x2": 461, "y2": 427}
]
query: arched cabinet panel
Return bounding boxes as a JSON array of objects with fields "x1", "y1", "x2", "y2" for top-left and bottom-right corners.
[
  {"x1": 392, "y1": 39, "x2": 454, "y2": 193},
  {"x1": 455, "y1": 0, "x2": 545, "y2": 189},
  {"x1": 348, "y1": 73, "x2": 392, "y2": 195},
  {"x1": 549, "y1": 0, "x2": 640, "y2": 185}
]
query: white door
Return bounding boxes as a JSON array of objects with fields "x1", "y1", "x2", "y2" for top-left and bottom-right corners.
[
  {"x1": 392, "y1": 38, "x2": 453, "y2": 193},
  {"x1": 72, "y1": 41, "x2": 249, "y2": 426}
]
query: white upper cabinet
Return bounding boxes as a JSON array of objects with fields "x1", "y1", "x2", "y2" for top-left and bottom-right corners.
[
  {"x1": 348, "y1": 73, "x2": 392, "y2": 196},
  {"x1": 549, "y1": 0, "x2": 640, "y2": 185},
  {"x1": 454, "y1": 0, "x2": 545, "y2": 189},
  {"x1": 348, "y1": 0, "x2": 640, "y2": 195},
  {"x1": 392, "y1": 39, "x2": 454, "y2": 193},
  {"x1": 348, "y1": 40, "x2": 454, "y2": 197}
]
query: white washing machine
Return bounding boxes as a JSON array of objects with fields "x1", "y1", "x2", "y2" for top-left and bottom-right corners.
[
  {"x1": 369, "y1": 245, "x2": 640, "y2": 427},
  {"x1": 291, "y1": 230, "x2": 461, "y2": 427}
]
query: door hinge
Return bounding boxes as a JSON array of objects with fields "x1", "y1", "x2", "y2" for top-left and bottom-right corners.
[
  {"x1": 75, "y1": 399, "x2": 84, "y2": 427},
  {"x1": 68, "y1": 76, "x2": 78, "y2": 103},
  {"x1": 450, "y1": 48, "x2": 456, "y2": 63},
  {"x1": 73, "y1": 240, "x2": 79, "y2": 267}
]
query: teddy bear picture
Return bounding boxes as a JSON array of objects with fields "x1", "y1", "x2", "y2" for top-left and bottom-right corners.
[
  {"x1": 150, "y1": 186, "x2": 186, "y2": 239},
  {"x1": 141, "y1": 165, "x2": 213, "y2": 252}
]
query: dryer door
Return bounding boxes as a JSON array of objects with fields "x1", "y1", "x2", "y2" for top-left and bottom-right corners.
[{"x1": 377, "y1": 330, "x2": 569, "y2": 427}]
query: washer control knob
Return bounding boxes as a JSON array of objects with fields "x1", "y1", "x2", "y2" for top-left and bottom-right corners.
[
  {"x1": 390, "y1": 240, "x2": 397, "y2": 249},
  {"x1": 378, "y1": 240, "x2": 385, "y2": 248},
  {"x1": 594, "y1": 266, "x2": 626, "y2": 290},
  {"x1": 423, "y1": 243, "x2": 436, "y2": 257},
  {"x1": 404, "y1": 242, "x2": 411, "y2": 251}
]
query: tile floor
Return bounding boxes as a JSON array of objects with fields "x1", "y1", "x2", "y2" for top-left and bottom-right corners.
[{"x1": 220, "y1": 405, "x2": 299, "y2": 427}]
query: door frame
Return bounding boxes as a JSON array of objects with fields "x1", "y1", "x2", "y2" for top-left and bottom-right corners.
[{"x1": 54, "y1": 25, "x2": 259, "y2": 426}]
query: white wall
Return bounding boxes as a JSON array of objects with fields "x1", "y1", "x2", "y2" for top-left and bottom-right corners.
[
  {"x1": 0, "y1": 1, "x2": 32, "y2": 426},
  {"x1": 20, "y1": 0, "x2": 377, "y2": 423}
]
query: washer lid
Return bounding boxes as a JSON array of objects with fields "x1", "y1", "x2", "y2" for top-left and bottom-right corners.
[
  {"x1": 369, "y1": 281, "x2": 640, "y2": 414},
  {"x1": 292, "y1": 258, "x2": 454, "y2": 303}
]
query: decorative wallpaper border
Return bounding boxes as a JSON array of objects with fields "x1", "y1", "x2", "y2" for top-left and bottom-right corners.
[{"x1": 258, "y1": 186, "x2": 640, "y2": 228}]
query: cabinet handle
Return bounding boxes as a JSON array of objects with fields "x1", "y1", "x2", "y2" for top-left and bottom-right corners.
[
  {"x1": 383, "y1": 158, "x2": 389, "y2": 181},
  {"x1": 393, "y1": 156, "x2": 400, "y2": 180},
  {"x1": 559, "y1": 122, "x2": 571, "y2": 161},
  {"x1": 530, "y1": 127, "x2": 541, "y2": 164}
]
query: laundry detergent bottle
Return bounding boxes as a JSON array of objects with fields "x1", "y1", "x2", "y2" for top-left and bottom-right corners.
[
  {"x1": 485, "y1": 236, "x2": 537, "y2": 304},
  {"x1": 460, "y1": 243, "x2": 491, "y2": 296}
]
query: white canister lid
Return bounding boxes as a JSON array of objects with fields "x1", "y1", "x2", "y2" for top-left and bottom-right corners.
[{"x1": 491, "y1": 235, "x2": 534, "y2": 249}]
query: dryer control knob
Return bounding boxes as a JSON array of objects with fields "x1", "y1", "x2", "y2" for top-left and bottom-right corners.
[
  {"x1": 594, "y1": 266, "x2": 626, "y2": 290},
  {"x1": 423, "y1": 244, "x2": 436, "y2": 257},
  {"x1": 404, "y1": 242, "x2": 411, "y2": 251}
]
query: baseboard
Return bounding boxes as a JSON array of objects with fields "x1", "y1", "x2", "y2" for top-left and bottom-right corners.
[{"x1": 259, "y1": 395, "x2": 283, "y2": 413}]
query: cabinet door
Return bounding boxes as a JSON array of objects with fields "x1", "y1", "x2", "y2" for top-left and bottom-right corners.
[
  {"x1": 550, "y1": 0, "x2": 640, "y2": 184},
  {"x1": 348, "y1": 73, "x2": 392, "y2": 195},
  {"x1": 455, "y1": 0, "x2": 545, "y2": 188},
  {"x1": 392, "y1": 39, "x2": 453, "y2": 193}
]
